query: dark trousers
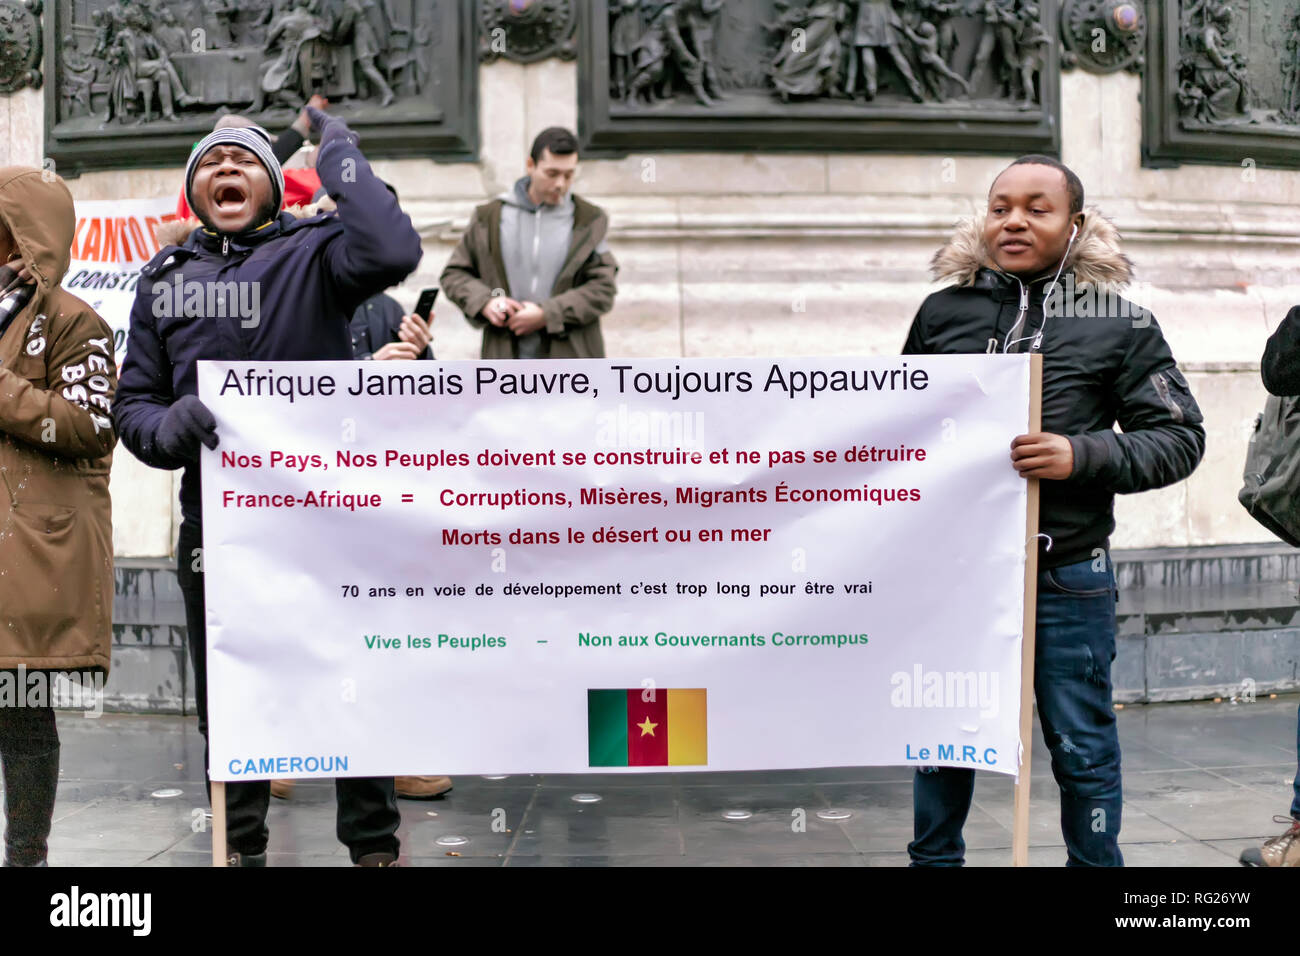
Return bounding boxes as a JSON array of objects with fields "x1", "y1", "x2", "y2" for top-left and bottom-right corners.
[
  {"x1": 177, "y1": 522, "x2": 400, "y2": 862},
  {"x1": 0, "y1": 702, "x2": 58, "y2": 757},
  {"x1": 909, "y1": 556, "x2": 1124, "y2": 867},
  {"x1": 0, "y1": 702, "x2": 59, "y2": 866}
]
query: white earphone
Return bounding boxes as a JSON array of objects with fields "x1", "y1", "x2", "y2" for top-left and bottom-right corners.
[{"x1": 1002, "y1": 220, "x2": 1082, "y2": 354}]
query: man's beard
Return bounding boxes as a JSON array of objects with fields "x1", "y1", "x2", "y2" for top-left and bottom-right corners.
[{"x1": 196, "y1": 194, "x2": 280, "y2": 235}]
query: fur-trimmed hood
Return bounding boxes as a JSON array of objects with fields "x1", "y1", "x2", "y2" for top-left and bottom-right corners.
[
  {"x1": 155, "y1": 217, "x2": 200, "y2": 248},
  {"x1": 930, "y1": 206, "x2": 1134, "y2": 291},
  {"x1": 153, "y1": 197, "x2": 336, "y2": 249}
]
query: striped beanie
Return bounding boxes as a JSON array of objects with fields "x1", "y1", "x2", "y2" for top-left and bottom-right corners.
[{"x1": 184, "y1": 126, "x2": 284, "y2": 226}]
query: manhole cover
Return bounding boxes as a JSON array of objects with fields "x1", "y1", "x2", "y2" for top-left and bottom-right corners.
[{"x1": 816, "y1": 808, "x2": 853, "y2": 821}]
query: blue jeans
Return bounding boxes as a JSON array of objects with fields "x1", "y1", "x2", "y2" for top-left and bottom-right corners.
[
  {"x1": 1292, "y1": 700, "x2": 1300, "y2": 821},
  {"x1": 909, "y1": 556, "x2": 1124, "y2": 866}
]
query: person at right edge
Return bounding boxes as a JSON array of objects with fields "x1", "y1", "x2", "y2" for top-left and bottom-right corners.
[
  {"x1": 1239, "y1": 308, "x2": 1300, "y2": 867},
  {"x1": 902, "y1": 155, "x2": 1206, "y2": 867}
]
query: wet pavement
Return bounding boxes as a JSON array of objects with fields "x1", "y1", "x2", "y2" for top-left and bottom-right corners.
[{"x1": 8, "y1": 694, "x2": 1297, "y2": 867}]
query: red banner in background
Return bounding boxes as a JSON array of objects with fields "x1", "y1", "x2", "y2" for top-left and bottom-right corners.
[{"x1": 62, "y1": 199, "x2": 179, "y2": 362}]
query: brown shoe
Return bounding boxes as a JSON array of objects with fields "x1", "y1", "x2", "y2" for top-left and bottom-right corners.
[
  {"x1": 355, "y1": 852, "x2": 399, "y2": 866},
  {"x1": 1240, "y1": 816, "x2": 1300, "y2": 867},
  {"x1": 270, "y1": 779, "x2": 295, "y2": 800},
  {"x1": 394, "y1": 775, "x2": 452, "y2": 799}
]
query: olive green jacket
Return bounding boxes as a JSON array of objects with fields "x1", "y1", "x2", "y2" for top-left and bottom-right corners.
[{"x1": 439, "y1": 194, "x2": 618, "y2": 359}]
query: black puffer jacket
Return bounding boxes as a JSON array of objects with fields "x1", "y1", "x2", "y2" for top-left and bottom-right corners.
[
  {"x1": 903, "y1": 210, "x2": 1205, "y2": 569},
  {"x1": 1262, "y1": 306, "x2": 1300, "y2": 396}
]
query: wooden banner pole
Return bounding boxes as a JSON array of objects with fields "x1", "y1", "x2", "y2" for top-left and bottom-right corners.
[
  {"x1": 211, "y1": 780, "x2": 227, "y2": 867},
  {"x1": 1012, "y1": 353, "x2": 1043, "y2": 867}
]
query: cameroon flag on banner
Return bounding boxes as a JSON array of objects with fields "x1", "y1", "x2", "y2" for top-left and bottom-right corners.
[{"x1": 587, "y1": 689, "x2": 707, "y2": 767}]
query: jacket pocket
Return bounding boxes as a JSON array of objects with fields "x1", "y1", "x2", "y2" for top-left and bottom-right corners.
[
  {"x1": 0, "y1": 502, "x2": 88, "y2": 654},
  {"x1": 1150, "y1": 368, "x2": 1203, "y2": 427}
]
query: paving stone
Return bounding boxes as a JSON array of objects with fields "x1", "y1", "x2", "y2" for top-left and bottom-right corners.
[{"x1": 2, "y1": 696, "x2": 1292, "y2": 867}]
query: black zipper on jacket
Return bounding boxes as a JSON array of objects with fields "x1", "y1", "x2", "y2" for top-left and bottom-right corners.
[
  {"x1": 1152, "y1": 371, "x2": 1185, "y2": 423},
  {"x1": 986, "y1": 275, "x2": 1030, "y2": 353},
  {"x1": 986, "y1": 269, "x2": 1056, "y2": 354}
]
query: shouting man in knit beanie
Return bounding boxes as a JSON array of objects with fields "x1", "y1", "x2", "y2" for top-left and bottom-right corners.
[
  {"x1": 171, "y1": 101, "x2": 329, "y2": 224},
  {"x1": 114, "y1": 107, "x2": 423, "y2": 867},
  {"x1": 183, "y1": 124, "x2": 285, "y2": 241}
]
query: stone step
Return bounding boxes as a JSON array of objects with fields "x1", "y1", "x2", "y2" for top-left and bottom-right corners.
[
  {"x1": 110, "y1": 560, "x2": 191, "y2": 715},
  {"x1": 1113, "y1": 542, "x2": 1300, "y2": 590},
  {"x1": 99, "y1": 546, "x2": 1300, "y2": 713}
]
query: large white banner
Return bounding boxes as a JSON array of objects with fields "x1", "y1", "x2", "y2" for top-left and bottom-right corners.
[
  {"x1": 63, "y1": 198, "x2": 179, "y2": 364},
  {"x1": 199, "y1": 356, "x2": 1030, "y2": 781}
]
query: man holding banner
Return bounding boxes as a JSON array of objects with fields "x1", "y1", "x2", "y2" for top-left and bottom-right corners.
[
  {"x1": 112, "y1": 108, "x2": 423, "y2": 866},
  {"x1": 903, "y1": 156, "x2": 1205, "y2": 866}
]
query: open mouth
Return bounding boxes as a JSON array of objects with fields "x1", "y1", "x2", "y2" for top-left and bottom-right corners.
[{"x1": 212, "y1": 182, "x2": 248, "y2": 212}]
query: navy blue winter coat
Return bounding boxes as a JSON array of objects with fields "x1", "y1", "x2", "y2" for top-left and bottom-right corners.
[{"x1": 112, "y1": 138, "x2": 423, "y2": 526}]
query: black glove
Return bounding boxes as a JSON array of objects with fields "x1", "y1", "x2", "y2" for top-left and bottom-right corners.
[
  {"x1": 157, "y1": 395, "x2": 219, "y2": 460},
  {"x1": 305, "y1": 105, "x2": 359, "y2": 150}
]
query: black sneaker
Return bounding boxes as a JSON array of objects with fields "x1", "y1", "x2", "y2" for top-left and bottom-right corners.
[{"x1": 226, "y1": 849, "x2": 267, "y2": 867}]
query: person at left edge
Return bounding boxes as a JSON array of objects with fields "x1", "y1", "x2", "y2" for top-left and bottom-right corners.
[
  {"x1": 112, "y1": 108, "x2": 423, "y2": 867},
  {"x1": 0, "y1": 167, "x2": 117, "y2": 867}
]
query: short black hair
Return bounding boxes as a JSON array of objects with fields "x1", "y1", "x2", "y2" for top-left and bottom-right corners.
[
  {"x1": 530, "y1": 127, "x2": 579, "y2": 163},
  {"x1": 997, "y1": 154, "x2": 1085, "y2": 215}
]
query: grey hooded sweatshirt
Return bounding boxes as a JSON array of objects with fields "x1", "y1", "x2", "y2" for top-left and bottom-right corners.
[{"x1": 499, "y1": 176, "x2": 575, "y2": 359}]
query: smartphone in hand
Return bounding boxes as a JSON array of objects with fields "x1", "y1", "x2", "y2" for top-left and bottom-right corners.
[{"x1": 414, "y1": 288, "x2": 439, "y2": 323}]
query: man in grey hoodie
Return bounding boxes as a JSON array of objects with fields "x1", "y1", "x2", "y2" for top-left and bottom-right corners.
[{"x1": 441, "y1": 127, "x2": 618, "y2": 360}]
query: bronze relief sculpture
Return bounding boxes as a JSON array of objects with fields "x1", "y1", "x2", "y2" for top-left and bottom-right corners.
[
  {"x1": 0, "y1": 0, "x2": 44, "y2": 94},
  {"x1": 1059, "y1": 0, "x2": 1145, "y2": 74},
  {"x1": 1144, "y1": 0, "x2": 1300, "y2": 169},
  {"x1": 45, "y1": 0, "x2": 476, "y2": 174},
  {"x1": 580, "y1": 0, "x2": 1061, "y2": 154},
  {"x1": 608, "y1": 0, "x2": 1050, "y2": 110},
  {"x1": 479, "y1": 0, "x2": 578, "y2": 63}
]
